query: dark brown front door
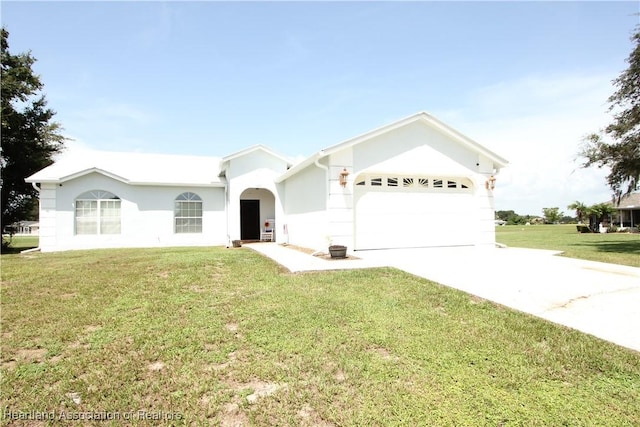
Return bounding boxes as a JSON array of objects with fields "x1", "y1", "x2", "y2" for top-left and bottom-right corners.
[{"x1": 240, "y1": 199, "x2": 260, "y2": 240}]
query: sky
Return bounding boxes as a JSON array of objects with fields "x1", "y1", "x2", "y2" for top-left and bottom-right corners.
[{"x1": 2, "y1": 1, "x2": 638, "y2": 215}]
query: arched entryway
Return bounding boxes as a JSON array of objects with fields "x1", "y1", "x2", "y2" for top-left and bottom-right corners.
[{"x1": 239, "y1": 188, "x2": 276, "y2": 240}]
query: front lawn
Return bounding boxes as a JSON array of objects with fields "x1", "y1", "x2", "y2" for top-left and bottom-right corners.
[
  {"x1": 496, "y1": 224, "x2": 640, "y2": 267},
  {"x1": 1, "y1": 247, "x2": 639, "y2": 425}
]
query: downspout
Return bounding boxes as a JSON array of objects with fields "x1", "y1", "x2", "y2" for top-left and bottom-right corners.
[
  {"x1": 312, "y1": 152, "x2": 329, "y2": 256},
  {"x1": 21, "y1": 182, "x2": 42, "y2": 253},
  {"x1": 224, "y1": 172, "x2": 231, "y2": 248},
  {"x1": 225, "y1": 182, "x2": 229, "y2": 247},
  {"x1": 314, "y1": 153, "x2": 329, "y2": 178}
]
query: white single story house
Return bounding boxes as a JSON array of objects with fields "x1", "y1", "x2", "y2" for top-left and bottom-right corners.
[
  {"x1": 5, "y1": 221, "x2": 40, "y2": 235},
  {"x1": 26, "y1": 112, "x2": 508, "y2": 252}
]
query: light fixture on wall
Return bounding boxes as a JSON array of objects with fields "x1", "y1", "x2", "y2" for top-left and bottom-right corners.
[
  {"x1": 339, "y1": 168, "x2": 350, "y2": 187},
  {"x1": 485, "y1": 175, "x2": 496, "y2": 190}
]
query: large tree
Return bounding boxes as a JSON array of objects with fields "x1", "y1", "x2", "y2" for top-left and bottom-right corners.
[
  {"x1": 580, "y1": 26, "x2": 640, "y2": 198},
  {"x1": 1, "y1": 28, "x2": 65, "y2": 234}
]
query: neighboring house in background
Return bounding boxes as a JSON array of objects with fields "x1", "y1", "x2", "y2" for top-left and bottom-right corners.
[
  {"x1": 25, "y1": 112, "x2": 509, "y2": 252},
  {"x1": 5, "y1": 221, "x2": 40, "y2": 235},
  {"x1": 611, "y1": 192, "x2": 640, "y2": 229}
]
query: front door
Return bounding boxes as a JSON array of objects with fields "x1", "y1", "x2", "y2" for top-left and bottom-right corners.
[{"x1": 240, "y1": 199, "x2": 260, "y2": 240}]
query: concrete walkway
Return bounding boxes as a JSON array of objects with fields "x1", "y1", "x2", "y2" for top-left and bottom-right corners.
[
  {"x1": 245, "y1": 243, "x2": 640, "y2": 353},
  {"x1": 244, "y1": 243, "x2": 386, "y2": 272}
]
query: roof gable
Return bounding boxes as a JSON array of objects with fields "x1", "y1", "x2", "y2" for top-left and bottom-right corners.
[
  {"x1": 277, "y1": 111, "x2": 509, "y2": 182},
  {"x1": 221, "y1": 144, "x2": 292, "y2": 165}
]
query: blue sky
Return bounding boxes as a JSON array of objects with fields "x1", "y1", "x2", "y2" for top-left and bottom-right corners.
[{"x1": 2, "y1": 1, "x2": 638, "y2": 215}]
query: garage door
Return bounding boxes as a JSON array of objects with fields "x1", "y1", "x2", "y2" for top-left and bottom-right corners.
[{"x1": 354, "y1": 175, "x2": 476, "y2": 250}]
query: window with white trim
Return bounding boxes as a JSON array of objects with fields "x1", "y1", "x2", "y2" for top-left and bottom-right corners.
[
  {"x1": 75, "y1": 190, "x2": 121, "y2": 235},
  {"x1": 175, "y1": 192, "x2": 202, "y2": 233}
]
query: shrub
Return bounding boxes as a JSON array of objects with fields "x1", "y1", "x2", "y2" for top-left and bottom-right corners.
[{"x1": 576, "y1": 225, "x2": 591, "y2": 233}]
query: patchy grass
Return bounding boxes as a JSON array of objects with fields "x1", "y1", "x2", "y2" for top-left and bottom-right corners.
[
  {"x1": 1, "y1": 246, "x2": 639, "y2": 426},
  {"x1": 496, "y1": 224, "x2": 640, "y2": 267}
]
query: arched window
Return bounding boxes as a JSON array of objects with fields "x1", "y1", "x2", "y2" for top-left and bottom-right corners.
[
  {"x1": 75, "y1": 190, "x2": 121, "y2": 235},
  {"x1": 175, "y1": 192, "x2": 202, "y2": 233}
]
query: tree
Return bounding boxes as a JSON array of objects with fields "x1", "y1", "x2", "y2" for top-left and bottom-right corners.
[
  {"x1": 580, "y1": 25, "x2": 640, "y2": 198},
  {"x1": 1, "y1": 28, "x2": 65, "y2": 243},
  {"x1": 567, "y1": 201, "x2": 588, "y2": 223},
  {"x1": 496, "y1": 210, "x2": 521, "y2": 225},
  {"x1": 542, "y1": 207, "x2": 563, "y2": 224}
]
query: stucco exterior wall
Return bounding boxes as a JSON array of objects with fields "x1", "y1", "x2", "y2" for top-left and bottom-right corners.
[
  {"x1": 43, "y1": 172, "x2": 226, "y2": 252},
  {"x1": 38, "y1": 183, "x2": 58, "y2": 251},
  {"x1": 282, "y1": 162, "x2": 327, "y2": 249}
]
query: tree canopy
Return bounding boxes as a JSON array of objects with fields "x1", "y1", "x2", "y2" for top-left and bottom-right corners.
[
  {"x1": 1, "y1": 27, "x2": 65, "y2": 236},
  {"x1": 542, "y1": 207, "x2": 563, "y2": 224},
  {"x1": 580, "y1": 25, "x2": 640, "y2": 198}
]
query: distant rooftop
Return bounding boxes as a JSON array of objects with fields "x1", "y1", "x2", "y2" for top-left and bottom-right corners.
[{"x1": 612, "y1": 192, "x2": 640, "y2": 209}]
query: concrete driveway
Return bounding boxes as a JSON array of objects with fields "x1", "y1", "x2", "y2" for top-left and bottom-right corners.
[{"x1": 357, "y1": 247, "x2": 640, "y2": 352}]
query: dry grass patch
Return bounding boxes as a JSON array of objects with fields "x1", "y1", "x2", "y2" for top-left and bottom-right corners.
[
  {"x1": 297, "y1": 403, "x2": 336, "y2": 426},
  {"x1": 1, "y1": 246, "x2": 639, "y2": 426}
]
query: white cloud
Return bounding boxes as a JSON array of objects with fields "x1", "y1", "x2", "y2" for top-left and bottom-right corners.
[
  {"x1": 55, "y1": 136, "x2": 93, "y2": 160},
  {"x1": 439, "y1": 72, "x2": 618, "y2": 215},
  {"x1": 56, "y1": 100, "x2": 157, "y2": 152},
  {"x1": 71, "y1": 102, "x2": 153, "y2": 125},
  {"x1": 134, "y1": 2, "x2": 176, "y2": 48}
]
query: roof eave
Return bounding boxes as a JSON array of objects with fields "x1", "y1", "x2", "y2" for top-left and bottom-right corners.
[
  {"x1": 25, "y1": 167, "x2": 130, "y2": 185},
  {"x1": 128, "y1": 181, "x2": 227, "y2": 188},
  {"x1": 275, "y1": 152, "x2": 323, "y2": 183},
  {"x1": 26, "y1": 168, "x2": 227, "y2": 188}
]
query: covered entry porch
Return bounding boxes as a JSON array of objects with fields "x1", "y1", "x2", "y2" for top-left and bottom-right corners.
[{"x1": 239, "y1": 188, "x2": 276, "y2": 241}]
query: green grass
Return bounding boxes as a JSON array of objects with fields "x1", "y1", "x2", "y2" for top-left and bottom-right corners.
[
  {"x1": 2, "y1": 247, "x2": 639, "y2": 426},
  {"x1": 1, "y1": 235, "x2": 39, "y2": 254},
  {"x1": 496, "y1": 224, "x2": 640, "y2": 267}
]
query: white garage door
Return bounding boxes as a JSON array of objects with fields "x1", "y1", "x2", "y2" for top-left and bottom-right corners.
[{"x1": 354, "y1": 175, "x2": 476, "y2": 250}]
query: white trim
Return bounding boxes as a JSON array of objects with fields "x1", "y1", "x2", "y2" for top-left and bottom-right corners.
[{"x1": 221, "y1": 144, "x2": 292, "y2": 165}]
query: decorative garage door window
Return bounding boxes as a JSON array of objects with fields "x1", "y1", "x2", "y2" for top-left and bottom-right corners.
[
  {"x1": 75, "y1": 190, "x2": 121, "y2": 235},
  {"x1": 175, "y1": 192, "x2": 203, "y2": 233},
  {"x1": 355, "y1": 175, "x2": 472, "y2": 191}
]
